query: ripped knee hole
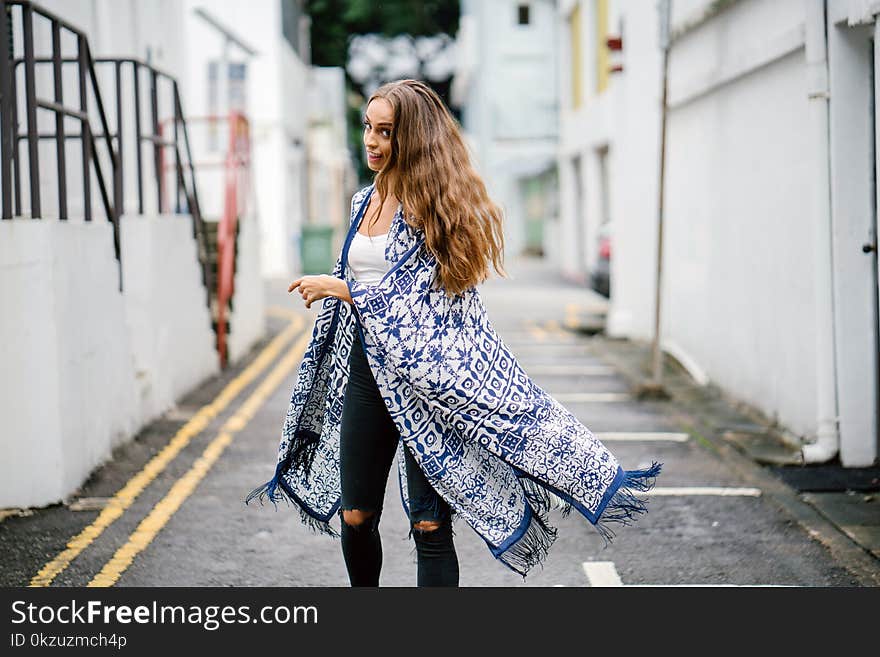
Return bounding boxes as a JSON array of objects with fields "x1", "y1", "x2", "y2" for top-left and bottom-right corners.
[
  {"x1": 341, "y1": 509, "x2": 376, "y2": 527},
  {"x1": 411, "y1": 520, "x2": 443, "y2": 532}
]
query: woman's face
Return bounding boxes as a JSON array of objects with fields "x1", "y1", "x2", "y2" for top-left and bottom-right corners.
[{"x1": 363, "y1": 98, "x2": 394, "y2": 172}]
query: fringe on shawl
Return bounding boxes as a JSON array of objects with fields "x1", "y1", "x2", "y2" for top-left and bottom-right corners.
[
  {"x1": 494, "y1": 504, "x2": 559, "y2": 579},
  {"x1": 500, "y1": 461, "x2": 663, "y2": 578},
  {"x1": 244, "y1": 429, "x2": 339, "y2": 538},
  {"x1": 593, "y1": 462, "x2": 662, "y2": 544},
  {"x1": 489, "y1": 475, "x2": 563, "y2": 578}
]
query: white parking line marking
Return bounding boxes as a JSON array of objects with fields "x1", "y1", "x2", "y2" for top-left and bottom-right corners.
[
  {"x1": 595, "y1": 432, "x2": 689, "y2": 442},
  {"x1": 582, "y1": 561, "x2": 795, "y2": 587},
  {"x1": 527, "y1": 365, "x2": 616, "y2": 375},
  {"x1": 503, "y1": 337, "x2": 570, "y2": 346},
  {"x1": 625, "y1": 584, "x2": 796, "y2": 587},
  {"x1": 645, "y1": 487, "x2": 762, "y2": 497},
  {"x1": 553, "y1": 392, "x2": 631, "y2": 402},
  {"x1": 582, "y1": 562, "x2": 623, "y2": 587}
]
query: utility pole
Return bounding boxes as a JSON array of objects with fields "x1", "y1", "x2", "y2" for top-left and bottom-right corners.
[{"x1": 640, "y1": 0, "x2": 672, "y2": 400}]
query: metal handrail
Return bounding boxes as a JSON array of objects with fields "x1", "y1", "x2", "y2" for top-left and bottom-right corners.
[
  {"x1": 180, "y1": 112, "x2": 251, "y2": 367},
  {"x1": 216, "y1": 111, "x2": 250, "y2": 368},
  {"x1": 0, "y1": 0, "x2": 119, "y2": 288},
  {"x1": 0, "y1": 0, "x2": 213, "y2": 307},
  {"x1": 88, "y1": 57, "x2": 213, "y2": 308}
]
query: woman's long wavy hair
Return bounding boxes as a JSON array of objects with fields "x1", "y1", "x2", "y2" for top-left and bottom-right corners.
[{"x1": 364, "y1": 79, "x2": 508, "y2": 297}]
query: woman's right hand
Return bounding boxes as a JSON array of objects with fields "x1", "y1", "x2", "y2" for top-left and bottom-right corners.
[{"x1": 288, "y1": 275, "x2": 352, "y2": 308}]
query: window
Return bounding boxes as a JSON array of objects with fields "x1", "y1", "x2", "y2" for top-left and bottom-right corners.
[
  {"x1": 227, "y1": 62, "x2": 247, "y2": 112},
  {"x1": 207, "y1": 61, "x2": 248, "y2": 150},
  {"x1": 207, "y1": 61, "x2": 248, "y2": 113},
  {"x1": 518, "y1": 4, "x2": 530, "y2": 25}
]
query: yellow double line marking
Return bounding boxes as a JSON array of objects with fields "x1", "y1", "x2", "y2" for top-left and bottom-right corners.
[
  {"x1": 31, "y1": 308, "x2": 307, "y2": 587},
  {"x1": 525, "y1": 319, "x2": 574, "y2": 341},
  {"x1": 564, "y1": 303, "x2": 581, "y2": 330},
  {"x1": 89, "y1": 320, "x2": 312, "y2": 587}
]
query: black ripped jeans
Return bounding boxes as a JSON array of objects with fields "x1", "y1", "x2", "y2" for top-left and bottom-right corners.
[{"x1": 338, "y1": 327, "x2": 459, "y2": 587}]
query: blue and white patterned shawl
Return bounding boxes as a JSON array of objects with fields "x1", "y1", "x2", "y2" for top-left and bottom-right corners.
[{"x1": 247, "y1": 184, "x2": 661, "y2": 576}]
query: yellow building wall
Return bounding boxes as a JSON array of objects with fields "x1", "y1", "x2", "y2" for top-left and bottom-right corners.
[
  {"x1": 570, "y1": 4, "x2": 583, "y2": 109},
  {"x1": 596, "y1": 0, "x2": 609, "y2": 94}
]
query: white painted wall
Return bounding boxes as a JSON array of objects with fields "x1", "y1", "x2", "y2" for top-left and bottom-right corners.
[
  {"x1": 455, "y1": 0, "x2": 558, "y2": 258},
  {"x1": 278, "y1": 34, "x2": 309, "y2": 275},
  {"x1": 664, "y1": 46, "x2": 815, "y2": 437},
  {"x1": 307, "y1": 66, "x2": 356, "y2": 232},
  {"x1": 557, "y1": 0, "x2": 878, "y2": 464},
  {"x1": 0, "y1": 219, "x2": 137, "y2": 508},
  {"x1": 227, "y1": 208, "x2": 268, "y2": 365},
  {"x1": 119, "y1": 214, "x2": 218, "y2": 421},
  {"x1": 0, "y1": 215, "x2": 217, "y2": 508},
  {"x1": 826, "y1": 9, "x2": 878, "y2": 465},
  {"x1": 604, "y1": 4, "x2": 662, "y2": 338},
  {"x1": 636, "y1": 0, "x2": 820, "y2": 439},
  {"x1": 556, "y1": 0, "x2": 621, "y2": 285}
]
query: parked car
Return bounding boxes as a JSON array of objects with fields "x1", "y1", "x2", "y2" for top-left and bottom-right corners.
[{"x1": 590, "y1": 224, "x2": 611, "y2": 298}]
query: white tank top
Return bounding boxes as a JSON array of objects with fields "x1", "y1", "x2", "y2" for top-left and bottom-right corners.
[{"x1": 348, "y1": 231, "x2": 390, "y2": 285}]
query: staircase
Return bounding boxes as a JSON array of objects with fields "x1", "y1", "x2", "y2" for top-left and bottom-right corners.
[
  {"x1": 187, "y1": 111, "x2": 252, "y2": 368},
  {"x1": 204, "y1": 217, "x2": 242, "y2": 340},
  {"x1": 0, "y1": 0, "x2": 248, "y2": 369}
]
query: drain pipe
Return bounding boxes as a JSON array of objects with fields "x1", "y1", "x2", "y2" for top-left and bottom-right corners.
[{"x1": 802, "y1": 0, "x2": 840, "y2": 464}]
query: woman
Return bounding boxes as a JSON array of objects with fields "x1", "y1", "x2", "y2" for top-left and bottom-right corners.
[{"x1": 247, "y1": 79, "x2": 660, "y2": 586}]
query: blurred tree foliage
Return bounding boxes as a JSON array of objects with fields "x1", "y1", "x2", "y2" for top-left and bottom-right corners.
[
  {"x1": 307, "y1": 0, "x2": 459, "y2": 67},
  {"x1": 305, "y1": 0, "x2": 460, "y2": 183}
]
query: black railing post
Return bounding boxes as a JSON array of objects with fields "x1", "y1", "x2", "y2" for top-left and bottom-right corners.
[
  {"x1": 132, "y1": 61, "x2": 142, "y2": 214},
  {"x1": 51, "y1": 19, "x2": 66, "y2": 219},
  {"x1": 76, "y1": 34, "x2": 90, "y2": 220},
  {"x1": 114, "y1": 59, "x2": 122, "y2": 215},
  {"x1": 0, "y1": 1, "x2": 14, "y2": 219},
  {"x1": 172, "y1": 84, "x2": 211, "y2": 308},
  {"x1": 173, "y1": 87, "x2": 180, "y2": 214},
  {"x1": 174, "y1": 84, "x2": 202, "y2": 222},
  {"x1": 21, "y1": 2, "x2": 39, "y2": 218},
  {"x1": 10, "y1": 21, "x2": 20, "y2": 217},
  {"x1": 149, "y1": 67, "x2": 160, "y2": 212},
  {"x1": 84, "y1": 45, "x2": 122, "y2": 238}
]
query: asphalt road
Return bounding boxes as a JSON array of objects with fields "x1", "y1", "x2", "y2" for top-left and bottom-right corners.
[{"x1": 0, "y1": 255, "x2": 869, "y2": 587}]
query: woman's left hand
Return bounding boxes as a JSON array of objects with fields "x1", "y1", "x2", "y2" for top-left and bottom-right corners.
[{"x1": 288, "y1": 275, "x2": 344, "y2": 309}]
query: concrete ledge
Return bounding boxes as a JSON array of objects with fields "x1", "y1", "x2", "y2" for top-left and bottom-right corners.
[{"x1": 0, "y1": 215, "x2": 221, "y2": 509}]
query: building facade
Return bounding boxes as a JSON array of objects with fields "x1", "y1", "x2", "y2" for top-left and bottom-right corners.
[
  {"x1": 0, "y1": 0, "x2": 219, "y2": 508},
  {"x1": 452, "y1": 0, "x2": 560, "y2": 258},
  {"x1": 181, "y1": 0, "x2": 312, "y2": 279},
  {"x1": 557, "y1": 0, "x2": 879, "y2": 467}
]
